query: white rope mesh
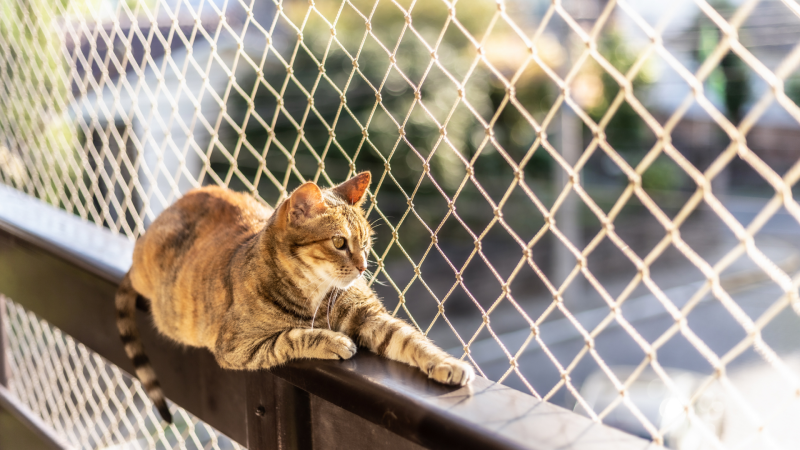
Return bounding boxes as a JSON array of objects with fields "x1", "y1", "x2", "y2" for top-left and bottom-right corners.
[
  {"x1": 2, "y1": 0, "x2": 800, "y2": 448},
  {"x1": 2, "y1": 296, "x2": 244, "y2": 450}
]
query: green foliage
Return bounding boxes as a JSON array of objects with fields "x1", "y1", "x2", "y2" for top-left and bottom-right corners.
[
  {"x1": 695, "y1": 0, "x2": 751, "y2": 124},
  {"x1": 587, "y1": 26, "x2": 655, "y2": 153},
  {"x1": 641, "y1": 157, "x2": 683, "y2": 191},
  {"x1": 786, "y1": 75, "x2": 800, "y2": 107},
  {"x1": 578, "y1": 24, "x2": 683, "y2": 192},
  {"x1": 210, "y1": 1, "x2": 567, "y2": 259},
  {"x1": 217, "y1": 1, "x2": 560, "y2": 204},
  {"x1": 0, "y1": 0, "x2": 78, "y2": 205}
]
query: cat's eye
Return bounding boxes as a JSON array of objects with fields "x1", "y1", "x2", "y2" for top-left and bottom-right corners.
[{"x1": 332, "y1": 236, "x2": 346, "y2": 250}]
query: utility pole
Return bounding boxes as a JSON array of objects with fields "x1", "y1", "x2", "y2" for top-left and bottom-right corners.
[
  {"x1": 554, "y1": 105, "x2": 582, "y2": 298},
  {"x1": 553, "y1": 2, "x2": 590, "y2": 301}
]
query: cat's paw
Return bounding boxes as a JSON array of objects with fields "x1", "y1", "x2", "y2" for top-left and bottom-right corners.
[
  {"x1": 320, "y1": 334, "x2": 357, "y2": 360},
  {"x1": 427, "y1": 358, "x2": 475, "y2": 386}
]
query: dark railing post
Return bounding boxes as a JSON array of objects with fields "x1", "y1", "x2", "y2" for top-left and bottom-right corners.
[
  {"x1": 273, "y1": 375, "x2": 313, "y2": 450},
  {"x1": 0, "y1": 294, "x2": 8, "y2": 387},
  {"x1": 246, "y1": 370, "x2": 278, "y2": 449},
  {"x1": 246, "y1": 370, "x2": 313, "y2": 450}
]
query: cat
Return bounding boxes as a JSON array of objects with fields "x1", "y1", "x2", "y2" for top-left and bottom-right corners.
[{"x1": 115, "y1": 172, "x2": 475, "y2": 423}]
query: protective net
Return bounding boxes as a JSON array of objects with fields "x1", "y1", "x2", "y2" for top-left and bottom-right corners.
[
  {"x1": 2, "y1": 296, "x2": 244, "y2": 449},
  {"x1": 2, "y1": 0, "x2": 800, "y2": 448}
]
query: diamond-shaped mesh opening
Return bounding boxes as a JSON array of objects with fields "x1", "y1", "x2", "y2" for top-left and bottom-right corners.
[
  {"x1": 582, "y1": 151, "x2": 632, "y2": 214},
  {"x1": 511, "y1": 51, "x2": 562, "y2": 125}
]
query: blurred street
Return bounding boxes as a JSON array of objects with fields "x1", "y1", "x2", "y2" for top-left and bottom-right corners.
[{"x1": 415, "y1": 193, "x2": 800, "y2": 445}]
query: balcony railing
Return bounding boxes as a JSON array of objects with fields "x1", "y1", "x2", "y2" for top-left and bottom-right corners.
[{"x1": 2, "y1": 0, "x2": 800, "y2": 448}]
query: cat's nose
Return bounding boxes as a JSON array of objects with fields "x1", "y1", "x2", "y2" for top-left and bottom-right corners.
[{"x1": 356, "y1": 264, "x2": 366, "y2": 274}]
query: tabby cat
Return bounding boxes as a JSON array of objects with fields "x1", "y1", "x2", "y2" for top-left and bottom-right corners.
[{"x1": 115, "y1": 172, "x2": 474, "y2": 423}]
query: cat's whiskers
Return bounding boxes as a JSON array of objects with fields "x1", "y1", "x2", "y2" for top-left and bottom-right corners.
[
  {"x1": 306, "y1": 276, "x2": 328, "y2": 330},
  {"x1": 309, "y1": 275, "x2": 337, "y2": 330},
  {"x1": 362, "y1": 266, "x2": 387, "y2": 286}
]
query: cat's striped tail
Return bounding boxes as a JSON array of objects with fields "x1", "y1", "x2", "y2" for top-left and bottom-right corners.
[{"x1": 115, "y1": 272, "x2": 173, "y2": 424}]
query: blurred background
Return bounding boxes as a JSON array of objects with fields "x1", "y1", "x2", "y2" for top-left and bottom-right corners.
[{"x1": 3, "y1": 0, "x2": 800, "y2": 448}]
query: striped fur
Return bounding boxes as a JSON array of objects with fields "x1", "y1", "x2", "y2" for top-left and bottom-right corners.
[
  {"x1": 115, "y1": 273, "x2": 172, "y2": 423},
  {"x1": 116, "y1": 173, "x2": 474, "y2": 422}
]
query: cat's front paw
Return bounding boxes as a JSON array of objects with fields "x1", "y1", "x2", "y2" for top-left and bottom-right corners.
[
  {"x1": 427, "y1": 358, "x2": 475, "y2": 386},
  {"x1": 320, "y1": 334, "x2": 357, "y2": 360}
]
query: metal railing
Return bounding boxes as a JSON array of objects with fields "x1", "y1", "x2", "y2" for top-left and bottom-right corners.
[{"x1": 2, "y1": 0, "x2": 800, "y2": 448}]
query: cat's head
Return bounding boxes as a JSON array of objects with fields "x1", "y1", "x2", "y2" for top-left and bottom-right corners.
[{"x1": 276, "y1": 172, "x2": 374, "y2": 290}]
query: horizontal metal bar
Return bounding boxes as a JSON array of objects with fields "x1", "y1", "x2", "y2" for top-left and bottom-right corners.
[
  {"x1": 0, "y1": 384, "x2": 74, "y2": 449},
  {"x1": 0, "y1": 184, "x2": 656, "y2": 450}
]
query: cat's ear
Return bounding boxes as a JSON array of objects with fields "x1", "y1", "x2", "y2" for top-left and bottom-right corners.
[
  {"x1": 287, "y1": 182, "x2": 327, "y2": 224},
  {"x1": 332, "y1": 172, "x2": 371, "y2": 206}
]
